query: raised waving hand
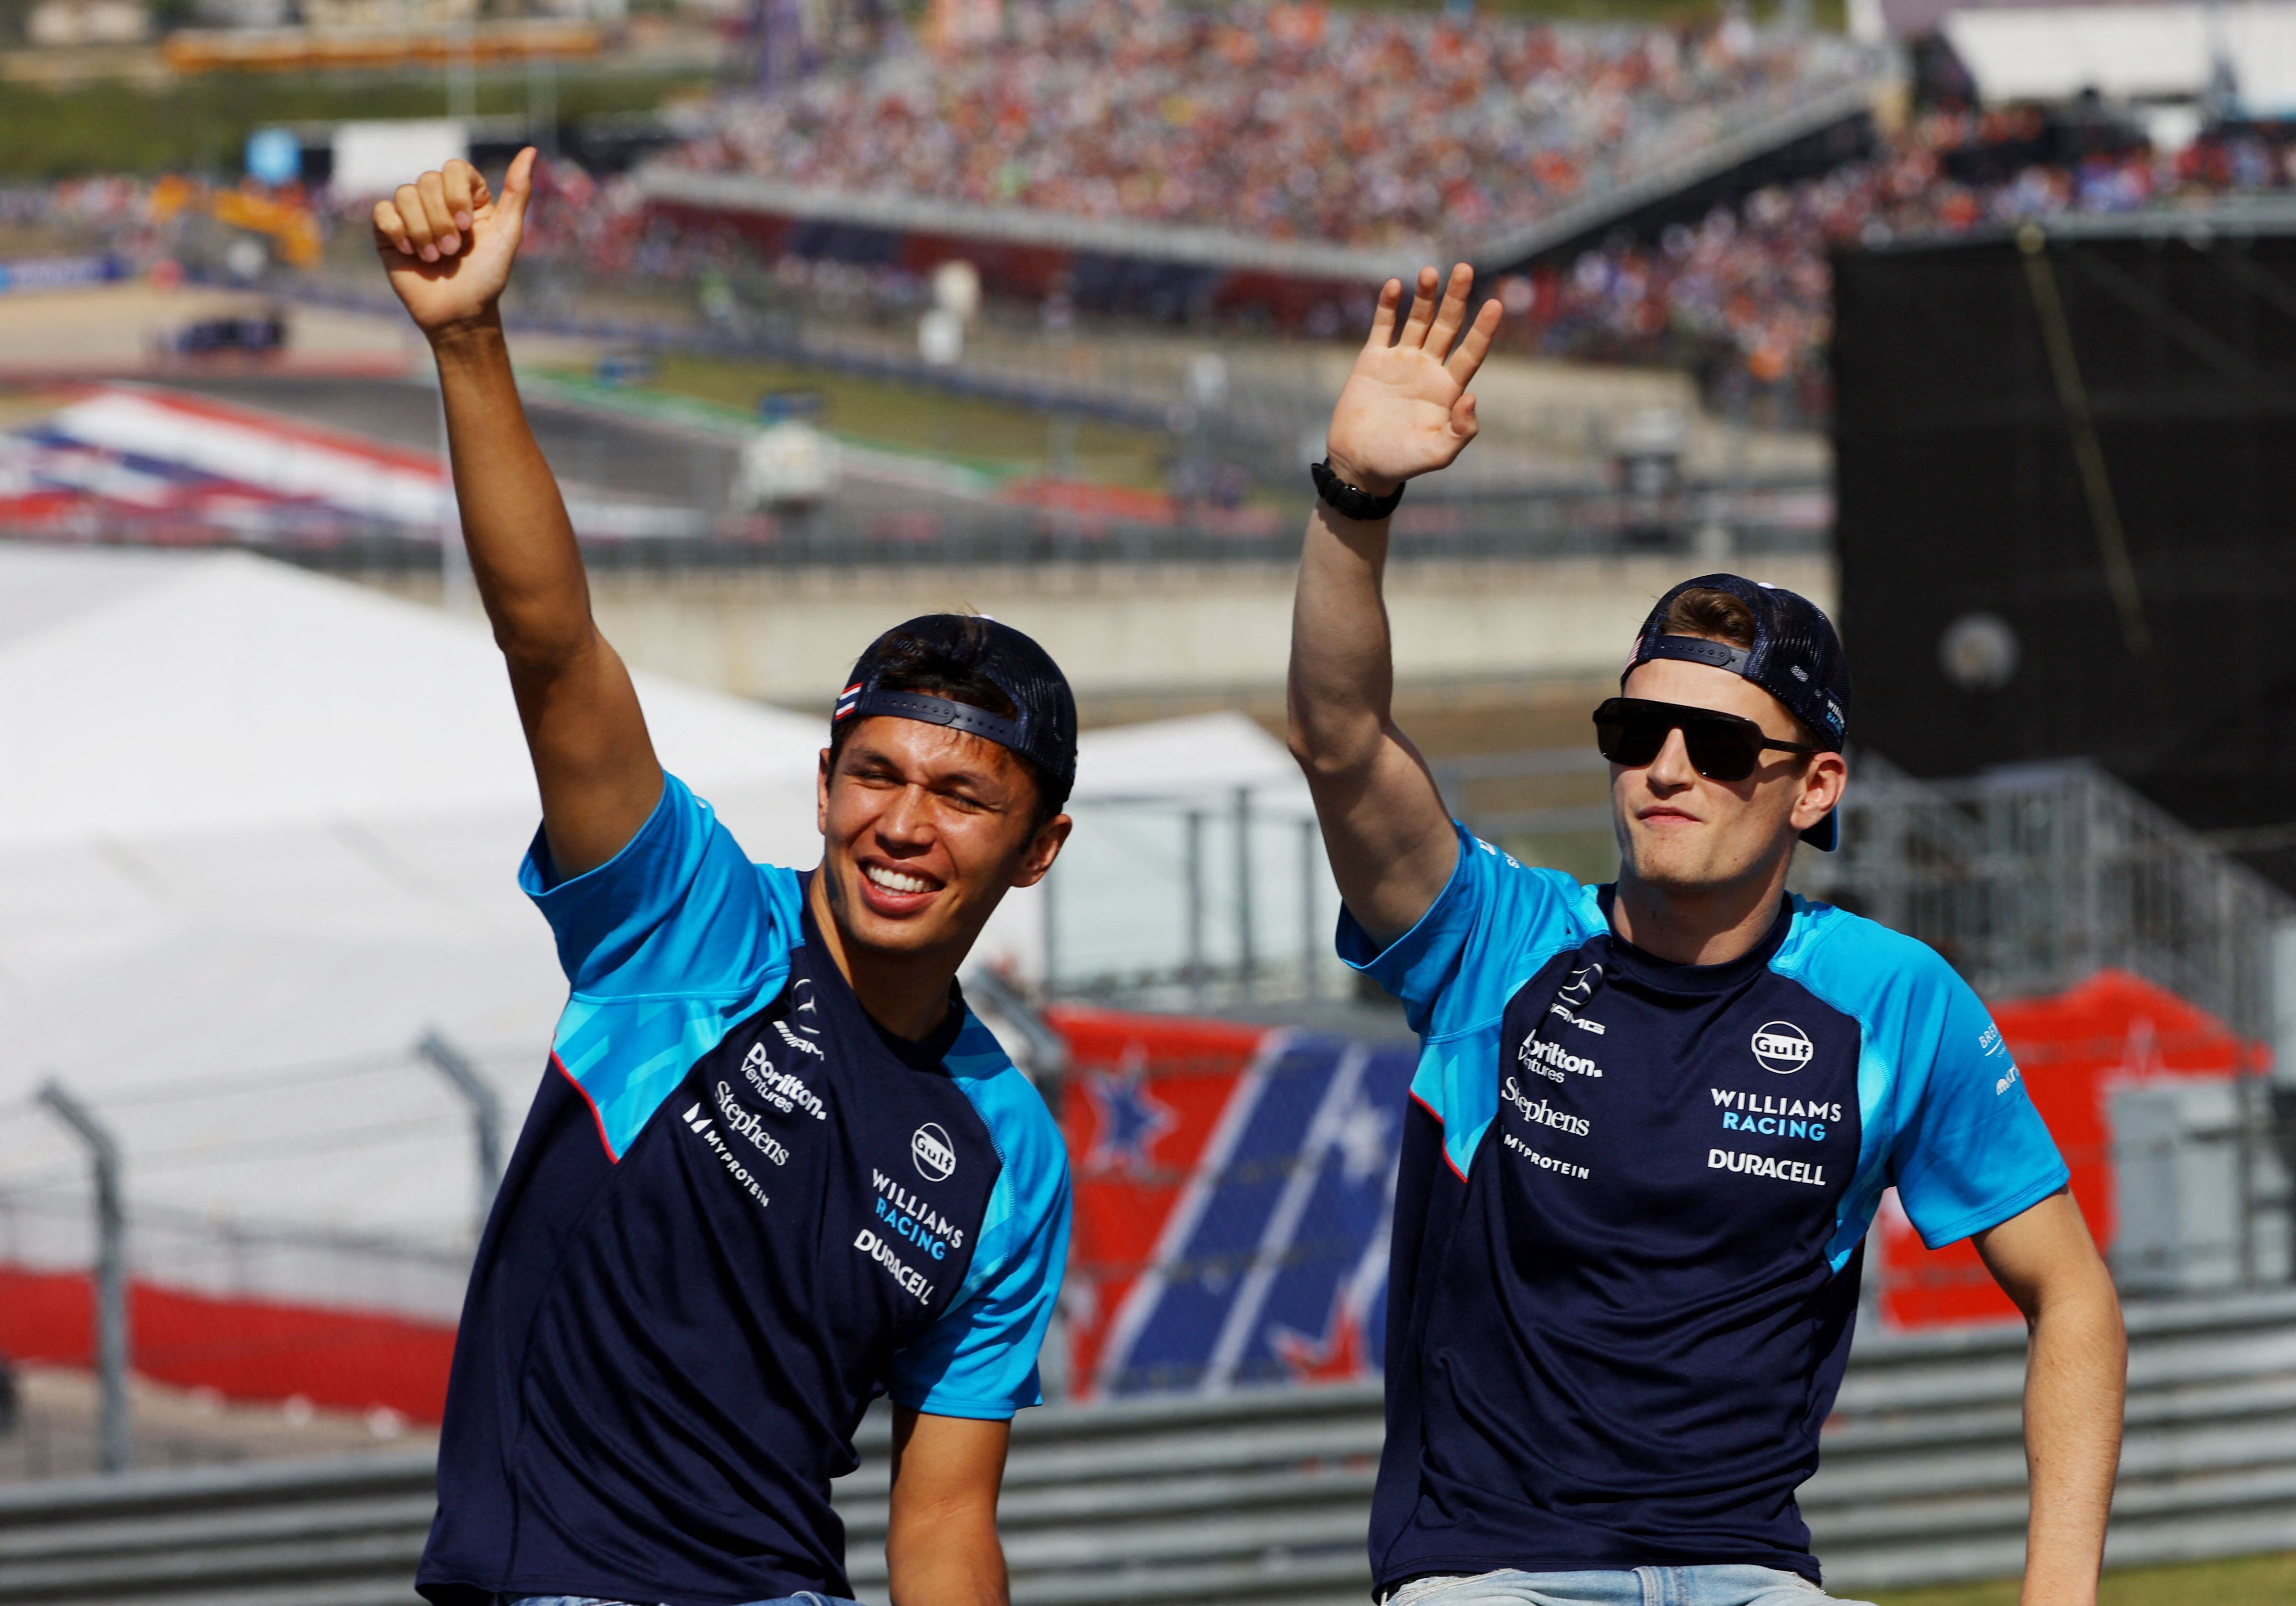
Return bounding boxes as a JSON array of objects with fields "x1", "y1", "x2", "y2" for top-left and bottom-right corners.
[
  {"x1": 1289, "y1": 262, "x2": 1505, "y2": 945},
  {"x1": 373, "y1": 148, "x2": 536, "y2": 335},
  {"x1": 1325, "y1": 262, "x2": 1503, "y2": 495},
  {"x1": 371, "y1": 143, "x2": 663, "y2": 879}
]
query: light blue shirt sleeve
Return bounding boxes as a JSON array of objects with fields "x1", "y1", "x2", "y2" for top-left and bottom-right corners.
[
  {"x1": 890, "y1": 1023, "x2": 1073, "y2": 1420},
  {"x1": 1888, "y1": 962, "x2": 2070, "y2": 1249},
  {"x1": 1783, "y1": 907, "x2": 2071, "y2": 1255},
  {"x1": 1336, "y1": 823, "x2": 1599, "y2": 1177},
  {"x1": 521, "y1": 774, "x2": 805, "y2": 1159},
  {"x1": 1336, "y1": 821, "x2": 1595, "y2": 1039},
  {"x1": 520, "y1": 771, "x2": 801, "y2": 1003}
]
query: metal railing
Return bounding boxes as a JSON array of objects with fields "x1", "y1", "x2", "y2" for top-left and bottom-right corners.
[
  {"x1": 6, "y1": 1288, "x2": 2296, "y2": 1603},
  {"x1": 1800, "y1": 759, "x2": 2296, "y2": 1045},
  {"x1": 1443, "y1": 751, "x2": 2296, "y2": 1048},
  {"x1": 6, "y1": 481, "x2": 1830, "y2": 572},
  {"x1": 1044, "y1": 790, "x2": 1336, "y2": 1010}
]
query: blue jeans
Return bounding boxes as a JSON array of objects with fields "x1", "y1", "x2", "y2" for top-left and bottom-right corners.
[
  {"x1": 509, "y1": 1595, "x2": 858, "y2": 1606},
  {"x1": 1381, "y1": 1567, "x2": 1875, "y2": 1606}
]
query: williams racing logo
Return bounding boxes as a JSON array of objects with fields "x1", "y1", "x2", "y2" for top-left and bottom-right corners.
[{"x1": 1750, "y1": 1021, "x2": 1814, "y2": 1074}]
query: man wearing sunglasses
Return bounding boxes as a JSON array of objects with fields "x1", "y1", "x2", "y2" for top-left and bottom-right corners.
[{"x1": 1289, "y1": 265, "x2": 2126, "y2": 1606}]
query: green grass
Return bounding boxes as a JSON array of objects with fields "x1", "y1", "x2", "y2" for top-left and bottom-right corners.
[
  {"x1": 632, "y1": 349, "x2": 1175, "y2": 490},
  {"x1": 0, "y1": 66, "x2": 709, "y2": 180},
  {"x1": 1869, "y1": 1552, "x2": 2296, "y2": 1606}
]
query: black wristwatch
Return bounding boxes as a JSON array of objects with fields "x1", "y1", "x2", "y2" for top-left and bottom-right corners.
[{"x1": 1311, "y1": 457, "x2": 1406, "y2": 522}]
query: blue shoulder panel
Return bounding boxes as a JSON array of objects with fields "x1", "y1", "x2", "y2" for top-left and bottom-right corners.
[
  {"x1": 890, "y1": 1011, "x2": 1072, "y2": 1420},
  {"x1": 891, "y1": 1014, "x2": 1079, "y2": 1413},
  {"x1": 1338, "y1": 822, "x2": 1603, "y2": 1178},
  {"x1": 524, "y1": 774, "x2": 803, "y2": 1159},
  {"x1": 1772, "y1": 898, "x2": 2070, "y2": 1268}
]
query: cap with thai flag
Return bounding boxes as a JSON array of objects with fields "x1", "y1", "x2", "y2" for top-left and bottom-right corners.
[{"x1": 834, "y1": 614, "x2": 1078, "y2": 796}]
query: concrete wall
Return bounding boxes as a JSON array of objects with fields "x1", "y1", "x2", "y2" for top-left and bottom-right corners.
[{"x1": 369, "y1": 554, "x2": 1834, "y2": 715}]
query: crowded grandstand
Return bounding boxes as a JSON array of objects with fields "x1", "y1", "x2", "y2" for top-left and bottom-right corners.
[
  {"x1": 668, "y1": 2, "x2": 1870, "y2": 253},
  {"x1": 8, "y1": 3, "x2": 2296, "y2": 419}
]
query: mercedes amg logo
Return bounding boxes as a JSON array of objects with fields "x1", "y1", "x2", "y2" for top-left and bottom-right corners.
[{"x1": 1559, "y1": 965, "x2": 1601, "y2": 1007}]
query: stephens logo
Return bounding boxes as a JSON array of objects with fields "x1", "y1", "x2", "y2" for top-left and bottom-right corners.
[
  {"x1": 1751, "y1": 1021, "x2": 1814, "y2": 1074},
  {"x1": 1502, "y1": 1076, "x2": 1591, "y2": 1137},
  {"x1": 912, "y1": 1122, "x2": 957, "y2": 1182}
]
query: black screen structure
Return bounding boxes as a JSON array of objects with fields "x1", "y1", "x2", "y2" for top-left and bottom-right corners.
[{"x1": 1833, "y1": 206, "x2": 2296, "y2": 885}]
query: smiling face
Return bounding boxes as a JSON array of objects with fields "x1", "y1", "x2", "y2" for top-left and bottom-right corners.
[
  {"x1": 815, "y1": 710, "x2": 1069, "y2": 965},
  {"x1": 1611, "y1": 656, "x2": 1847, "y2": 899}
]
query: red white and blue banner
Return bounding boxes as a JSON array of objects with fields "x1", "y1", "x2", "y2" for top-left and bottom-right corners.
[
  {"x1": 1050, "y1": 1008, "x2": 1419, "y2": 1398},
  {"x1": 0, "y1": 383, "x2": 699, "y2": 543},
  {"x1": 0, "y1": 986, "x2": 2247, "y2": 1420},
  {"x1": 0, "y1": 382, "x2": 445, "y2": 540}
]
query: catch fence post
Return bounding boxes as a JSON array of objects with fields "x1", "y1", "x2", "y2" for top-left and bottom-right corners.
[
  {"x1": 1234, "y1": 787, "x2": 1256, "y2": 1000},
  {"x1": 36, "y1": 1080, "x2": 130, "y2": 1474},
  {"x1": 418, "y1": 1031, "x2": 503, "y2": 1245},
  {"x1": 1185, "y1": 809, "x2": 1208, "y2": 1008}
]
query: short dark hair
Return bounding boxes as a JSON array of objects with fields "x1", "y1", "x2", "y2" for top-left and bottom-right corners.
[
  {"x1": 1658, "y1": 586, "x2": 1820, "y2": 748},
  {"x1": 827, "y1": 623, "x2": 1071, "y2": 828},
  {"x1": 1660, "y1": 586, "x2": 1758, "y2": 650}
]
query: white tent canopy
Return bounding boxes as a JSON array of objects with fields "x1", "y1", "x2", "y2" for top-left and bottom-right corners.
[
  {"x1": 1944, "y1": 1, "x2": 2296, "y2": 111},
  {"x1": 0, "y1": 547, "x2": 1322, "y2": 1312}
]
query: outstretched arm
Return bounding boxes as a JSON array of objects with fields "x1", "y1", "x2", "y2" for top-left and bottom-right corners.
[
  {"x1": 374, "y1": 150, "x2": 662, "y2": 878},
  {"x1": 1289, "y1": 264, "x2": 1502, "y2": 945},
  {"x1": 1973, "y1": 1190, "x2": 2126, "y2": 1606}
]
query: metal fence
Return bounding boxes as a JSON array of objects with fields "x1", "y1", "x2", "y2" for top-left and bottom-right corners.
[
  {"x1": 1046, "y1": 752, "x2": 2296, "y2": 1033},
  {"x1": 7, "y1": 1287, "x2": 2296, "y2": 1605},
  {"x1": 1043, "y1": 791, "x2": 1338, "y2": 1010},
  {"x1": 1801, "y1": 758, "x2": 2296, "y2": 1047},
  {"x1": 1437, "y1": 750, "x2": 2296, "y2": 1049}
]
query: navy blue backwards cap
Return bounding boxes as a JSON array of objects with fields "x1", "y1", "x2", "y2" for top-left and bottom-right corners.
[
  {"x1": 1624, "y1": 573, "x2": 1851, "y2": 850},
  {"x1": 834, "y1": 614, "x2": 1078, "y2": 793}
]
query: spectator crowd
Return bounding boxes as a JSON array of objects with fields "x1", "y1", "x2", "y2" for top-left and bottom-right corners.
[
  {"x1": 11, "y1": 36, "x2": 2296, "y2": 428},
  {"x1": 1513, "y1": 109, "x2": 2296, "y2": 419},
  {"x1": 670, "y1": 0, "x2": 1871, "y2": 255}
]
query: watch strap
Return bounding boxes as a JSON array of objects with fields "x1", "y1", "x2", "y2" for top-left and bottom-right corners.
[{"x1": 1311, "y1": 458, "x2": 1406, "y2": 522}]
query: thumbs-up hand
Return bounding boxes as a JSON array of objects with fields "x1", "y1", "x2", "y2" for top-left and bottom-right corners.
[{"x1": 372, "y1": 147, "x2": 537, "y2": 338}]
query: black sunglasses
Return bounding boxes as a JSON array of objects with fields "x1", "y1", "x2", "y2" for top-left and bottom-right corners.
[{"x1": 1592, "y1": 697, "x2": 1821, "y2": 783}]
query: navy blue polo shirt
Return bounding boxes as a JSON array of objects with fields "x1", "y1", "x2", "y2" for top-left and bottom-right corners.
[
  {"x1": 1350, "y1": 826, "x2": 2067, "y2": 1591},
  {"x1": 418, "y1": 774, "x2": 1071, "y2": 1606}
]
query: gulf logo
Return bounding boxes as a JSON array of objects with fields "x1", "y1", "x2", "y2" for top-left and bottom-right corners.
[{"x1": 1751, "y1": 1021, "x2": 1814, "y2": 1074}]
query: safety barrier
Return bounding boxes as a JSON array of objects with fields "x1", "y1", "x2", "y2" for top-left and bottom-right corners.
[{"x1": 5, "y1": 1288, "x2": 2296, "y2": 1605}]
